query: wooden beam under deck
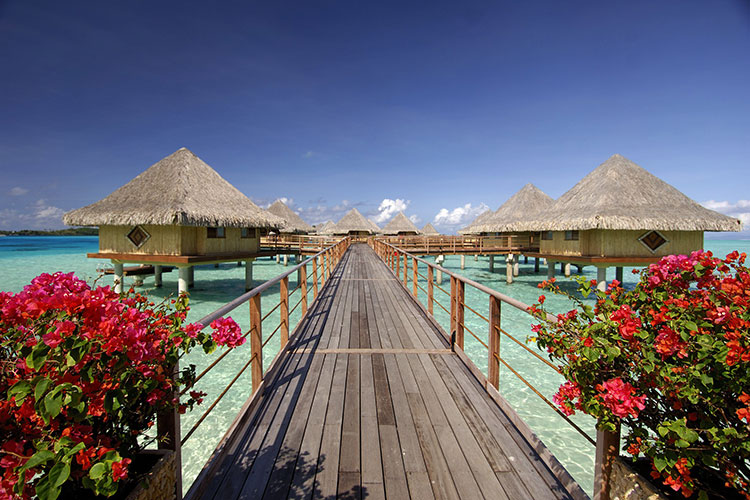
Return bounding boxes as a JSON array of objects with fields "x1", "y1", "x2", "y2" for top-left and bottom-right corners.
[
  {"x1": 524, "y1": 252, "x2": 661, "y2": 266},
  {"x1": 185, "y1": 244, "x2": 586, "y2": 500}
]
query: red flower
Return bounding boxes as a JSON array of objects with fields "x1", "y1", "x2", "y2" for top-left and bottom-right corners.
[{"x1": 111, "y1": 458, "x2": 131, "y2": 482}]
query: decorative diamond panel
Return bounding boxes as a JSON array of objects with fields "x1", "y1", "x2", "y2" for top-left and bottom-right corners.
[
  {"x1": 127, "y1": 226, "x2": 150, "y2": 248},
  {"x1": 639, "y1": 231, "x2": 667, "y2": 252}
]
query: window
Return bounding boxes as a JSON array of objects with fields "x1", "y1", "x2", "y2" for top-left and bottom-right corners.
[
  {"x1": 541, "y1": 231, "x2": 553, "y2": 241},
  {"x1": 207, "y1": 227, "x2": 225, "y2": 239},
  {"x1": 639, "y1": 230, "x2": 668, "y2": 252},
  {"x1": 241, "y1": 228, "x2": 254, "y2": 239},
  {"x1": 127, "y1": 226, "x2": 150, "y2": 248},
  {"x1": 564, "y1": 230, "x2": 579, "y2": 241}
]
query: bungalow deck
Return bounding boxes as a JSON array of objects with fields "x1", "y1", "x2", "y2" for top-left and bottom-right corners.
[{"x1": 186, "y1": 244, "x2": 585, "y2": 500}]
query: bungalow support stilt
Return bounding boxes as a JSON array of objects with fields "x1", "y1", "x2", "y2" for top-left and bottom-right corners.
[
  {"x1": 283, "y1": 254, "x2": 288, "y2": 267},
  {"x1": 474, "y1": 254, "x2": 478, "y2": 261},
  {"x1": 461, "y1": 254, "x2": 465, "y2": 270},
  {"x1": 547, "y1": 261, "x2": 556, "y2": 279},
  {"x1": 597, "y1": 267, "x2": 608, "y2": 292},
  {"x1": 534, "y1": 257, "x2": 540, "y2": 273},
  {"x1": 178, "y1": 267, "x2": 189, "y2": 295},
  {"x1": 513, "y1": 255, "x2": 519, "y2": 277},
  {"x1": 564, "y1": 263, "x2": 571, "y2": 277},
  {"x1": 187, "y1": 266, "x2": 194, "y2": 288},
  {"x1": 489, "y1": 255, "x2": 495, "y2": 272},
  {"x1": 154, "y1": 265, "x2": 162, "y2": 287},
  {"x1": 113, "y1": 262, "x2": 123, "y2": 294},
  {"x1": 245, "y1": 260, "x2": 254, "y2": 291},
  {"x1": 276, "y1": 254, "x2": 280, "y2": 264},
  {"x1": 615, "y1": 267, "x2": 624, "y2": 283},
  {"x1": 505, "y1": 254, "x2": 513, "y2": 284}
]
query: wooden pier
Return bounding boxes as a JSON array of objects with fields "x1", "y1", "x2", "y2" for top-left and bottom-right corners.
[{"x1": 186, "y1": 244, "x2": 585, "y2": 499}]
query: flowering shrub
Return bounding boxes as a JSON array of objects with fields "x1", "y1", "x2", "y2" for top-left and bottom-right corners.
[
  {"x1": 531, "y1": 251, "x2": 750, "y2": 499},
  {"x1": 0, "y1": 272, "x2": 245, "y2": 499}
]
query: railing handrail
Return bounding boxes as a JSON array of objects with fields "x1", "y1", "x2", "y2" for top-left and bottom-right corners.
[
  {"x1": 196, "y1": 237, "x2": 349, "y2": 327},
  {"x1": 376, "y1": 239, "x2": 560, "y2": 323}
]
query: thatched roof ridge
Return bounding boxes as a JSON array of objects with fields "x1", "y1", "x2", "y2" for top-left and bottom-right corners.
[
  {"x1": 63, "y1": 148, "x2": 283, "y2": 229},
  {"x1": 267, "y1": 200, "x2": 313, "y2": 233},
  {"x1": 458, "y1": 209, "x2": 494, "y2": 235},
  {"x1": 333, "y1": 208, "x2": 373, "y2": 234},
  {"x1": 474, "y1": 184, "x2": 554, "y2": 233},
  {"x1": 382, "y1": 211, "x2": 421, "y2": 235},
  {"x1": 316, "y1": 220, "x2": 336, "y2": 235},
  {"x1": 515, "y1": 154, "x2": 741, "y2": 232},
  {"x1": 421, "y1": 222, "x2": 439, "y2": 235}
]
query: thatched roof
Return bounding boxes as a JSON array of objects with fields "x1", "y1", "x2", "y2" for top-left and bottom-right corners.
[
  {"x1": 515, "y1": 154, "x2": 741, "y2": 232},
  {"x1": 458, "y1": 209, "x2": 494, "y2": 235},
  {"x1": 421, "y1": 222, "x2": 439, "y2": 235},
  {"x1": 332, "y1": 208, "x2": 373, "y2": 234},
  {"x1": 367, "y1": 218, "x2": 382, "y2": 234},
  {"x1": 63, "y1": 148, "x2": 283, "y2": 229},
  {"x1": 473, "y1": 184, "x2": 554, "y2": 233},
  {"x1": 267, "y1": 199, "x2": 313, "y2": 234},
  {"x1": 382, "y1": 211, "x2": 421, "y2": 235},
  {"x1": 316, "y1": 220, "x2": 336, "y2": 235}
]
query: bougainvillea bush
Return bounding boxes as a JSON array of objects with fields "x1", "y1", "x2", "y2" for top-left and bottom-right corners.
[
  {"x1": 0, "y1": 272, "x2": 245, "y2": 499},
  {"x1": 531, "y1": 251, "x2": 750, "y2": 499}
]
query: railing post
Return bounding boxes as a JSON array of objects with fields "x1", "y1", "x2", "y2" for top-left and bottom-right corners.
[
  {"x1": 396, "y1": 253, "x2": 400, "y2": 279},
  {"x1": 594, "y1": 426, "x2": 621, "y2": 500},
  {"x1": 280, "y1": 276, "x2": 289, "y2": 347},
  {"x1": 412, "y1": 257, "x2": 418, "y2": 298},
  {"x1": 249, "y1": 294, "x2": 263, "y2": 394},
  {"x1": 300, "y1": 264, "x2": 308, "y2": 316},
  {"x1": 312, "y1": 257, "x2": 319, "y2": 299},
  {"x1": 157, "y1": 365, "x2": 183, "y2": 500},
  {"x1": 403, "y1": 253, "x2": 408, "y2": 288},
  {"x1": 427, "y1": 265, "x2": 434, "y2": 315},
  {"x1": 321, "y1": 253, "x2": 327, "y2": 287},
  {"x1": 455, "y1": 278, "x2": 464, "y2": 350},
  {"x1": 450, "y1": 276, "x2": 457, "y2": 344},
  {"x1": 488, "y1": 295, "x2": 501, "y2": 389}
]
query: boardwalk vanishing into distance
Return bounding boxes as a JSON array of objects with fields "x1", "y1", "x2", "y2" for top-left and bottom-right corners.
[{"x1": 186, "y1": 244, "x2": 585, "y2": 500}]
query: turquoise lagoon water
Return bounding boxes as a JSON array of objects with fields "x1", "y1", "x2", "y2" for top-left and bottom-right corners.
[{"x1": 1, "y1": 235, "x2": 748, "y2": 495}]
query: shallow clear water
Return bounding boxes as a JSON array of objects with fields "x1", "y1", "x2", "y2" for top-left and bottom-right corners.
[{"x1": 1, "y1": 235, "x2": 748, "y2": 495}]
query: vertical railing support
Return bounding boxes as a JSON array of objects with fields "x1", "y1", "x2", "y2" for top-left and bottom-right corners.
[
  {"x1": 455, "y1": 278, "x2": 465, "y2": 350},
  {"x1": 396, "y1": 253, "x2": 400, "y2": 280},
  {"x1": 488, "y1": 295, "x2": 501, "y2": 389},
  {"x1": 280, "y1": 276, "x2": 289, "y2": 348},
  {"x1": 312, "y1": 257, "x2": 319, "y2": 299},
  {"x1": 594, "y1": 427, "x2": 620, "y2": 500},
  {"x1": 157, "y1": 365, "x2": 183, "y2": 500},
  {"x1": 403, "y1": 253, "x2": 408, "y2": 288},
  {"x1": 412, "y1": 257, "x2": 418, "y2": 298},
  {"x1": 300, "y1": 264, "x2": 308, "y2": 315},
  {"x1": 450, "y1": 276, "x2": 457, "y2": 345},
  {"x1": 249, "y1": 294, "x2": 263, "y2": 394},
  {"x1": 427, "y1": 265, "x2": 434, "y2": 315}
]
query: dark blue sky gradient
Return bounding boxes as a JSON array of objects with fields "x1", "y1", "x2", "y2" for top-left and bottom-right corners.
[{"x1": 1, "y1": 0, "x2": 749, "y2": 230}]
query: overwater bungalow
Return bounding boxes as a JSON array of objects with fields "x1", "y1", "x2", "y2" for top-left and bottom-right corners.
[
  {"x1": 266, "y1": 199, "x2": 313, "y2": 234},
  {"x1": 458, "y1": 209, "x2": 494, "y2": 235},
  {"x1": 63, "y1": 148, "x2": 283, "y2": 294},
  {"x1": 382, "y1": 211, "x2": 421, "y2": 236},
  {"x1": 367, "y1": 218, "x2": 382, "y2": 235},
  {"x1": 331, "y1": 208, "x2": 374, "y2": 237},
  {"x1": 519, "y1": 154, "x2": 742, "y2": 288},
  {"x1": 315, "y1": 220, "x2": 336, "y2": 235},
  {"x1": 421, "y1": 222, "x2": 439, "y2": 235}
]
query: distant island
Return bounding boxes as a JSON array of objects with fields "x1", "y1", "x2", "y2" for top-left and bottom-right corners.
[{"x1": 0, "y1": 227, "x2": 98, "y2": 236}]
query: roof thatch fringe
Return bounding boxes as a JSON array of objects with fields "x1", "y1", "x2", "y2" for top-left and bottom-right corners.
[
  {"x1": 382, "y1": 211, "x2": 421, "y2": 235},
  {"x1": 332, "y1": 208, "x2": 373, "y2": 234},
  {"x1": 513, "y1": 154, "x2": 741, "y2": 232},
  {"x1": 421, "y1": 222, "x2": 439, "y2": 235},
  {"x1": 316, "y1": 220, "x2": 336, "y2": 235},
  {"x1": 473, "y1": 183, "x2": 554, "y2": 233},
  {"x1": 267, "y1": 199, "x2": 313, "y2": 233},
  {"x1": 458, "y1": 209, "x2": 494, "y2": 235},
  {"x1": 63, "y1": 148, "x2": 283, "y2": 229}
]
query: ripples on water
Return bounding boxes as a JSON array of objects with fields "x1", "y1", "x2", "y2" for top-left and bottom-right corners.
[{"x1": 1, "y1": 236, "x2": 747, "y2": 496}]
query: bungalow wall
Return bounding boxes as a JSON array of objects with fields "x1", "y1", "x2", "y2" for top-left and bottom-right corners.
[
  {"x1": 99, "y1": 225, "x2": 260, "y2": 256},
  {"x1": 540, "y1": 230, "x2": 704, "y2": 258}
]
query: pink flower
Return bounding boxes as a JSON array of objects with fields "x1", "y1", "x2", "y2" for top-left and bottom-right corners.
[
  {"x1": 182, "y1": 322, "x2": 203, "y2": 339},
  {"x1": 598, "y1": 378, "x2": 646, "y2": 419},
  {"x1": 210, "y1": 317, "x2": 245, "y2": 347},
  {"x1": 553, "y1": 381, "x2": 582, "y2": 416}
]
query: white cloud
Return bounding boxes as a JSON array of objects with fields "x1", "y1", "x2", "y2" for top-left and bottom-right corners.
[
  {"x1": 302, "y1": 151, "x2": 316, "y2": 159},
  {"x1": 408, "y1": 214, "x2": 421, "y2": 225},
  {"x1": 0, "y1": 200, "x2": 66, "y2": 230},
  {"x1": 9, "y1": 187, "x2": 28, "y2": 196},
  {"x1": 433, "y1": 202, "x2": 490, "y2": 231},
  {"x1": 374, "y1": 198, "x2": 409, "y2": 224},
  {"x1": 33, "y1": 199, "x2": 65, "y2": 221},
  {"x1": 296, "y1": 199, "x2": 366, "y2": 225},
  {"x1": 701, "y1": 199, "x2": 750, "y2": 231}
]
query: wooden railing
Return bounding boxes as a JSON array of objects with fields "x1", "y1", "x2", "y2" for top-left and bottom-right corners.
[
  {"x1": 371, "y1": 238, "x2": 619, "y2": 500},
  {"x1": 261, "y1": 234, "x2": 344, "y2": 253},
  {"x1": 157, "y1": 237, "x2": 351, "y2": 499},
  {"x1": 376, "y1": 234, "x2": 535, "y2": 254}
]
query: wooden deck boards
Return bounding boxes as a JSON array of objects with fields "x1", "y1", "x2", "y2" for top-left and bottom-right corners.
[{"x1": 188, "y1": 244, "x2": 582, "y2": 500}]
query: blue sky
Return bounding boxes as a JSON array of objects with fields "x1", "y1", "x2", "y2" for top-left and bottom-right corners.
[{"x1": 1, "y1": 0, "x2": 749, "y2": 233}]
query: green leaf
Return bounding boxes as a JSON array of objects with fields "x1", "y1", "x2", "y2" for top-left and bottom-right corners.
[
  {"x1": 49, "y1": 461, "x2": 70, "y2": 487},
  {"x1": 654, "y1": 456, "x2": 667, "y2": 472},
  {"x1": 44, "y1": 389, "x2": 63, "y2": 419},
  {"x1": 63, "y1": 442, "x2": 86, "y2": 459},
  {"x1": 8, "y1": 380, "x2": 32, "y2": 404},
  {"x1": 684, "y1": 320, "x2": 698, "y2": 332},
  {"x1": 675, "y1": 439, "x2": 690, "y2": 448},
  {"x1": 26, "y1": 343, "x2": 50, "y2": 371},
  {"x1": 89, "y1": 462, "x2": 107, "y2": 480},
  {"x1": 22, "y1": 450, "x2": 55, "y2": 470},
  {"x1": 35, "y1": 377, "x2": 54, "y2": 402},
  {"x1": 35, "y1": 476, "x2": 61, "y2": 500}
]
